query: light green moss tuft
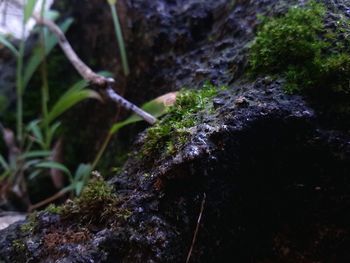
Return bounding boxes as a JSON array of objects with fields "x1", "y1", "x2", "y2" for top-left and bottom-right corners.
[
  {"x1": 61, "y1": 178, "x2": 130, "y2": 225},
  {"x1": 45, "y1": 204, "x2": 63, "y2": 214},
  {"x1": 12, "y1": 239, "x2": 26, "y2": 252},
  {"x1": 20, "y1": 213, "x2": 37, "y2": 234},
  {"x1": 141, "y1": 83, "x2": 223, "y2": 158}
]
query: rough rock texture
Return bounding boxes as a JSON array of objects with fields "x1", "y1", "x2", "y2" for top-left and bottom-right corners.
[
  {"x1": 1, "y1": 78, "x2": 350, "y2": 262},
  {"x1": 1, "y1": 0, "x2": 350, "y2": 262}
]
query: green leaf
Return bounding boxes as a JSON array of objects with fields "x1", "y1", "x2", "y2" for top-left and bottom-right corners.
[
  {"x1": 59, "y1": 72, "x2": 111, "y2": 101},
  {"x1": 109, "y1": 118, "x2": 139, "y2": 135},
  {"x1": 0, "y1": 154, "x2": 9, "y2": 171},
  {"x1": 47, "y1": 89, "x2": 102, "y2": 123},
  {"x1": 98, "y1": 71, "x2": 114, "y2": 78},
  {"x1": 109, "y1": 94, "x2": 173, "y2": 134},
  {"x1": 107, "y1": 0, "x2": 117, "y2": 5},
  {"x1": 35, "y1": 161, "x2": 71, "y2": 176},
  {"x1": 63, "y1": 79, "x2": 89, "y2": 94},
  {"x1": 109, "y1": 3, "x2": 129, "y2": 75},
  {"x1": 20, "y1": 150, "x2": 52, "y2": 159},
  {"x1": 53, "y1": 79, "x2": 89, "y2": 109},
  {"x1": 61, "y1": 184, "x2": 75, "y2": 193},
  {"x1": 75, "y1": 181, "x2": 84, "y2": 196},
  {"x1": 44, "y1": 10, "x2": 60, "y2": 21},
  {"x1": 27, "y1": 120, "x2": 44, "y2": 145},
  {"x1": 24, "y1": 0, "x2": 37, "y2": 23},
  {"x1": 47, "y1": 122, "x2": 61, "y2": 145},
  {"x1": 74, "y1": 163, "x2": 92, "y2": 182},
  {"x1": 23, "y1": 159, "x2": 41, "y2": 170},
  {"x1": 28, "y1": 169, "x2": 42, "y2": 180},
  {"x1": 23, "y1": 18, "x2": 74, "y2": 89},
  {"x1": 72, "y1": 163, "x2": 92, "y2": 195},
  {"x1": 0, "y1": 34, "x2": 19, "y2": 57}
]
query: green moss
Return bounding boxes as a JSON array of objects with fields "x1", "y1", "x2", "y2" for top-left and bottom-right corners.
[
  {"x1": 141, "y1": 83, "x2": 222, "y2": 158},
  {"x1": 249, "y1": 1, "x2": 350, "y2": 97},
  {"x1": 20, "y1": 213, "x2": 37, "y2": 234},
  {"x1": 45, "y1": 204, "x2": 63, "y2": 214},
  {"x1": 320, "y1": 53, "x2": 350, "y2": 94},
  {"x1": 250, "y1": 1, "x2": 326, "y2": 76},
  {"x1": 12, "y1": 239, "x2": 26, "y2": 253},
  {"x1": 61, "y1": 178, "x2": 128, "y2": 225}
]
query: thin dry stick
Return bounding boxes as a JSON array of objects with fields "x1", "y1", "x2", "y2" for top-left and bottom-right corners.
[
  {"x1": 186, "y1": 193, "x2": 206, "y2": 263},
  {"x1": 106, "y1": 83, "x2": 157, "y2": 124},
  {"x1": 32, "y1": 14, "x2": 157, "y2": 124},
  {"x1": 33, "y1": 14, "x2": 106, "y2": 86}
]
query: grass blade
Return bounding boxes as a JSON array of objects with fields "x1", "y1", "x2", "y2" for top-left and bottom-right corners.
[
  {"x1": 109, "y1": 3, "x2": 129, "y2": 75},
  {"x1": 28, "y1": 169, "x2": 42, "y2": 180},
  {"x1": 27, "y1": 120, "x2": 44, "y2": 145},
  {"x1": 20, "y1": 150, "x2": 52, "y2": 159},
  {"x1": 35, "y1": 161, "x2": 71, "y2": 176},
  {"x1": 47, "y1": 89, "x2": 102, "y2": 123},
  {"x1": 47, "y1": 122, "x2": 61, "y2": 145},
  {"x1": 74, "y1": 163, "x2": 92, "y2": 181},
  {"x1": 73, "y1": 163, "x2": 92, "y2": 195},
  {"x1": 0, "y1": 34, "x2": 19, "y2": 57},
  {"x1": 0, "y1": 154, "x2": 9, "y2": 171},
  {"x1": 24, "y1": 0, "x2": 37, "y2": 23}
]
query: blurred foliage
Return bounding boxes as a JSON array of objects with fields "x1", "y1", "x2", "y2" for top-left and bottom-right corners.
[{"x1": 0, "y1": 2, "x2": 100, "y2": 210}]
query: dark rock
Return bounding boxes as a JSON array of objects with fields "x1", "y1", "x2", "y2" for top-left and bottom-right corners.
[
  {"x1": 1, "y1": 0, "x2": 350, "y2": 262},
  {"x1": 1, "y1": 76, "x2": 349, "y2": 262}
]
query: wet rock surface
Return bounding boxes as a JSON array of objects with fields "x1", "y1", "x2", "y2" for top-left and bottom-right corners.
[
  {"x1": 1, "y1": 77, "x2": 349, "y2": 262},
  {"x1": 1, "y1": 0, "x2": 350, "y2": 262}
]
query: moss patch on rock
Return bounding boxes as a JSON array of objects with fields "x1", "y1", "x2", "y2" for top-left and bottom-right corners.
[
  {"x1": 60, "y1": 179, "x2": 118, "y2": 224},
  {"x1": 141, "y1": 83, "x2": 222, "y2": 159},
  {"x1": 249, "y1": 0, "x2": 350, "y2": 102},
  {"x1": 60, "y1": 177, "x2": 130, "y2": 226},
  {"x1": 20, "y1": 212, "x2": 38, "y2": 234}
]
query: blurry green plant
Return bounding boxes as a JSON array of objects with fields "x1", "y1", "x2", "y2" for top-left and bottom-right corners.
[
  {"x1": 0, "y1": 0, "x2": 101, "y2": 209},
  {"x1": 0, "y1": 0, "x2": 164, "y2": 210},
  {"x1": 0, "y1": 34, "x2": 19, "y2": 56},
  {"x1": 107, "y1": 0, "x2": 130, "y2": 76}
]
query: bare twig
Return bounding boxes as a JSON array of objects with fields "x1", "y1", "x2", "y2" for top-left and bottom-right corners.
[
  {"x1": 31, "y1": 13, "x2": 157, "y2": 124},
  {"x1": 186, "y1": 193, "x2": 206, "y2": 263},
  {"x1": 33, "y1": 14, "x2": 107, "y2": 86},
  {"x1": 106, "y1": 84, "x2": 157, "y2": 124}
]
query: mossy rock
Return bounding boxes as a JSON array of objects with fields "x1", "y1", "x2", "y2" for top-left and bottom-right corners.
[
  {"x1": 248, "y1": 0, "x2": 350, "y2": 108},
  {"x1": 141, "y1": 83, "x2": 224, "y2": 160}
]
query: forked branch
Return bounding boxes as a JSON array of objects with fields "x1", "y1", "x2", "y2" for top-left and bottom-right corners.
[{"x1": 31, "y1": 13, "x2": 157, "y2": 124}]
